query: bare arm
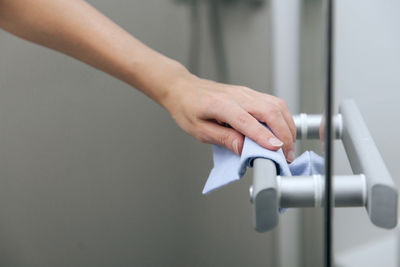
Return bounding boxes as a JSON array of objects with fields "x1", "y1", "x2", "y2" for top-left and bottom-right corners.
[{"x1": 0, "y1": 0, "x2": 296, "y2": 160}]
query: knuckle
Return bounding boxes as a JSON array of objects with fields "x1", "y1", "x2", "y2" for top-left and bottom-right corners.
[
  {"x1": 207, "y1": 95, "x2": 222, "y2": 107},
  {"x1": 193, "y1": 128, "x2": 209, "y2": 144},
  {"x1": 266, "y1": 107, "x2": 281, "y2": 121},
  {"x1": 254, "y1": 126, "x2": 268, "y2": 139},
  {"x1": 275, "y1": 98, "x2": 287, "y2": 109},
  {"x1": 236, "y1": 85, "x2": 250, "y2": 92},
  {"x1": 241, "y1": 86, "x2": 251, "y2": 92},
  {"x1": 197, "y1": 134, "x2": 208, "y2": 143},
  {"x1": 261, "y1": 93, "x2": 273, "y2": 101},
  {"x1": 236, "y1": 112, "x2": 250, "y2": 127},
  {"x1": 204, "y1": 95, "x2": 225, "y2": 115},
  {"x1": 217, "y1": 132, "x2": 232, "y2": 147},
  {"x1": 280, "y1": 133, "x2": 293, "y2": 146}
]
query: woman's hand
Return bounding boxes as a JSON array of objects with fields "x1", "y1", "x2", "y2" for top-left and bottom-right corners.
[
  {"x1": 0, "y1": 0, "x2": 296, "y2": 162},
  {"x1": 162, "y1": 72, "x2": 297, "y2": 162}
]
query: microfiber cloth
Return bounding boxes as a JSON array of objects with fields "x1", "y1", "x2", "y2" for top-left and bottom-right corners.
[{"x1": 203, "y1": 136, "x2": 324, "y2": 194}]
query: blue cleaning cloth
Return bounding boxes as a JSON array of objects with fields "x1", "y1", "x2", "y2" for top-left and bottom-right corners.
[{"x1": 203, "y1": 136, "x2": 324, "y2": 194}]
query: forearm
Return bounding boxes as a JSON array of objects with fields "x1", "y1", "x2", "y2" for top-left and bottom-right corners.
[
  {"x1": 0, "y1": 0, "x2": 188, "y2": 106},
  {"x1": 0, "y1": 0, "x2": 297, "y2": 159}
]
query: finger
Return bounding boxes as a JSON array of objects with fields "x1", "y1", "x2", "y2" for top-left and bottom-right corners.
[
  {"x1": 198, "y1": 121, "x2": 244, "y2": 155},
  {"x1": 253, "y1": 108, "x2": 295, "y2": 162},
  {"x1": 267, "y1": 115, "x2": 295, "y2": 162},
  {"x1": 275, "y1": 98, "x2": 297, "y2": 142},
  {"x1": 244, "y1": 96, "x2": 296, "y2": 161},
  {"x1": 207, "y1": 104, "x2": 284, "y2": 151},
  {"x1": 246, "y1": 94, "x2": 297, "y2": 143}
]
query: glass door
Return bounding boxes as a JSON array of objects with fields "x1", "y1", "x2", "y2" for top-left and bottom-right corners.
[
  {"x1": 332, "y1": 0, "x2": 400, "y2": 266},
  {"x1": 259, "y1": 1, "x2": 399, "y2": 266}
]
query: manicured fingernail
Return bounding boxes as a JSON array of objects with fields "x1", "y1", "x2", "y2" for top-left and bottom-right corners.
[
  {"x1": 288, "y1": 150, "x2": 295, "y2": 162},
  {"x1": 232, "y1": 139, "x2": 239, "y2": 155},
  {"x1": 269, "y1": 137, "x2": 283, "y2": 147}
]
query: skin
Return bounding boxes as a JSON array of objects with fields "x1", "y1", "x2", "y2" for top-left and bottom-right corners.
[{"x1": 0, "y1": 0, "x2": 296, "y2": 161}]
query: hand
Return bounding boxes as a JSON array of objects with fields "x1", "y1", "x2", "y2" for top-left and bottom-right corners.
[
  {"x1": 0, "y1": 0, "x2": 296, "y2": 161},
  {"x1": 162, "y1": 73, "x2": 297, "y2": 162}
]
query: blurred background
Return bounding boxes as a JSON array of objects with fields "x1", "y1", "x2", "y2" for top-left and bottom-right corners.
[{"x1": 0, "y1": 0, "x2": 398, "y2": 266}]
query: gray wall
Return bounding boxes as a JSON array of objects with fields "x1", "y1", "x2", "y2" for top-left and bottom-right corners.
[{"x1": 0, "y1": 0, "x2": 277, "y2": 266}]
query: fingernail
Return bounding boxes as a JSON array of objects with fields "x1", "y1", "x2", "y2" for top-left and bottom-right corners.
[
  {"x1": 269, "y1": 137, "x2": 283, "y2": 147},
  {"x1": 232, "y1": 139, "x2": 239, "y2": 155},
  {"x1": 287, "y1": 150, "x2": 295, "y2": 162}
]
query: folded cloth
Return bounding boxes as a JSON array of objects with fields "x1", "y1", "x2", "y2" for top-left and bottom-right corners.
[{"x1": 203, "y1": 136, "x2": 324, "y2": 194}]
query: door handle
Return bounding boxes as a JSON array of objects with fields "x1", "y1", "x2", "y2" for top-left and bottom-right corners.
[{"x1": 250, "y1": 99, "x2": 398, "y2": 232}]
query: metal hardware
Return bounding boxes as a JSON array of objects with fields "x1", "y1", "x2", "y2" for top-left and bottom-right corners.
[
  {"x1": 293, "y1": 113, "x2": 343, "y2": 140},
  {"x1": 340, "y1": 99, "x2": 398, "y2": 229},
  {"x1": 279, "y1": 174, "x2": 366, "y2": 208},
  {"x1": 251, "y1": 100, "x2": 398, "y2": 232}
]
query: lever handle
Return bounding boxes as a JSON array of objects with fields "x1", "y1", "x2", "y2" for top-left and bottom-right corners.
[
  {"x1": 340, "y1": 99, "x2": 398, "y2": 229},
  {"x1": 250, "y1": 99, "x2": 398, "y2": 232},
  {"x1": 251, "y1": 159, "x2": 279, "y2": 232}
]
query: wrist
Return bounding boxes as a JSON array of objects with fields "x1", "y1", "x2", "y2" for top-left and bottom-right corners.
[
  {"x1": 156, "y1": 61, "x2": 196, "y2": 112},
  {"x1": 126, "y1": 52, "x2": 193, "y2": 110}
]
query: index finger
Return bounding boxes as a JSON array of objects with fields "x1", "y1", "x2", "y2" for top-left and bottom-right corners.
[{"x1": 209, "y1": 104, "x2": 284, "y2": 150}]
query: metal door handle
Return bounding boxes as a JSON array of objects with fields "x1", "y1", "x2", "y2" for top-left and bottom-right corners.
[{"x1": 250, "y1": 99, "x2": 398, "y2": 232}]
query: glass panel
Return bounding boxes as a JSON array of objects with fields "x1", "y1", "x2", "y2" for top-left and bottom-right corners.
[{"x1": 333, "y1": 0, "x2": 400, "y2": 266}]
